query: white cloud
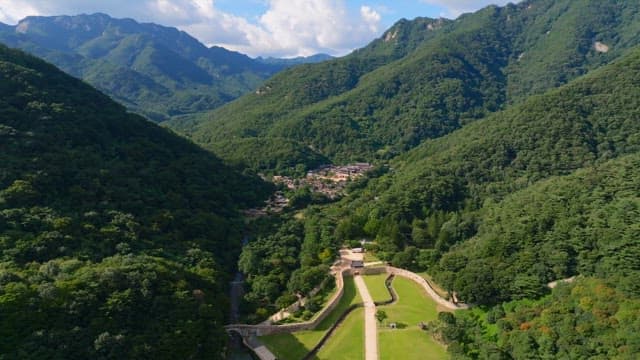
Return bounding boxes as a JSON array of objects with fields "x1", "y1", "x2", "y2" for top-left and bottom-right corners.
[
  {"x1": 246, "y1": 0, "x2": 382, "y2": 57},
  {"x1": 360, "y1": 6, "x2": 381, "y2": 32},
  {"x1": 420, "y1": 0, "x2": 515, "y2": 18},
  {"x1": 0, "y1": 0, "x2": 383, "y2": 57},
  {"x1": 0, "y1": 0, "x2": 41, "y2": 23}
]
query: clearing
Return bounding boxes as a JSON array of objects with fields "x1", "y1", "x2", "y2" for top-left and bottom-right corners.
[
  {"x1": 375, "y1": 276, "x2": 449, "y2": 360},
  {"x1": 363, "y1": 274, "x2": 393, "y2": 303}
]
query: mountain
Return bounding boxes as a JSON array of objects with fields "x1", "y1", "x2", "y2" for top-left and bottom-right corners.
[
  {"x1": 0, "y1": 44, "x2": 270, "y2": 358},
  {"x1": 170, "y1": 16, "x2": 452, "y2": 172},
  {"x1": 332, "y1": 44, "x2": 640, "y2": 303},
  {"x1": 429, "y1": 155, "x2": 640, "y2": 358},
  {"x1": 256, "y1": 53, "x2": 334, "y2": 66},
  {"x1": 437, "y1": 275, "x2": 640, "y2": 359},
  {"x1": 233, "y1": 41, "x2": 640, "y2": 357},
  {"x1": 177, "y1": 0, "x2": 640, "y2": 172},
  {"x1": 0, "y1": 13, "x2": 285, "y2": 122}
]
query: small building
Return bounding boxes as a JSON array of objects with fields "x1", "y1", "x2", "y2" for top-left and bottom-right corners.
[
  {"x1": 351, "y1": 247, "x2": 364, "y2": 253},
  {"x1": 351, "y1": 260, "x2": 364, "y2": 268}
]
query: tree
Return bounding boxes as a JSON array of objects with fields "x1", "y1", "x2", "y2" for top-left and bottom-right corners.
[{"x1": 376, "y1": 310, "x2": 388, "y2": 325}]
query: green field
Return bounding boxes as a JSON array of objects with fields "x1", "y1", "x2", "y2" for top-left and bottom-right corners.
[
  {"x1": 363, "y1": 251, "x2": 381, "y2": 263},
  {"x1": 363, "y1": 274, "x2": 392, "y2": 303},
  {"x1": 316, "y1": 308, "x2": 364, "y2": 359},
  {"x1": 377, "y1": 276, "x2": 449, "y2": 360},
  {"x1": 260, "y1": 275, "x2": 362, "y2": 360}
]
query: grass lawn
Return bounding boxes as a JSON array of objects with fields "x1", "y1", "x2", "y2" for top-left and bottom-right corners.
[
  {"x1": 316, "y1": 307, "x2": 364, "y2": 360},
  {"x1": 260, "y1": 275, "x2": 362, "y2": 360},
  {"x1": 363, "y1": 274, "x2": 392, "y2": 303},
  {"x1": 378, "y1": 276, "x2": 449, "y2": 360},
  {"x1": 364, "y1": 251, "x2": 381, "y2": 262}
]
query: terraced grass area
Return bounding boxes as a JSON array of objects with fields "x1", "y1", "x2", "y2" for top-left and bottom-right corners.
[
  {"x1": 377, "y1": 276, "x2": 449, "y2": 360},
  {"x1": 316, "y1": 308, "x2": 364, "y2": 360},
  {"x1": 260, "y1": 275, "x2": 362, "y2": 360},
  {"x1": 363, "y1": 274, "x2": 392, "y2": 303}
]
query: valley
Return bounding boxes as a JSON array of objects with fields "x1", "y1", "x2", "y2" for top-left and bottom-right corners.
[{"x1": 2, "y1": 1, "x2": 640, "y2": 359}]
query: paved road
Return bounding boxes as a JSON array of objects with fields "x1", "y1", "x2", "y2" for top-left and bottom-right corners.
[{"x1": 354, "y1": 275, "x2": 378, "y2": 360}]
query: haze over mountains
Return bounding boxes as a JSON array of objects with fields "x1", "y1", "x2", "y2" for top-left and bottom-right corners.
[
  {"x1": 0, "y1": 13, "x2": 330, "y2": 122},
  {"x1": 2, "y1": 0, "x2": 640, "y2": 359}
]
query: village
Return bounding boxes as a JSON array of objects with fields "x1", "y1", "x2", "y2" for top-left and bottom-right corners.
[
  {"x1": 275, "y1": 162, "x2": 374, "y2": 198},
  {"x1": 244, "y1": 163, "x2": 374, "y2": 217}
]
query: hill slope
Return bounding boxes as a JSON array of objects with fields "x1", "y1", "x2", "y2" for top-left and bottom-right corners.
[
  {"x1": 182, "y1": 0, "x2": 640, "y2": 171},
  {"x1": 0, "y1": 44, "x2": 270, "y2": 359},
  {"x1": 0, "y1": 13, "x2": 287, "y2": 122},
  {"x1": 329, "y1": 44, "x2": 640, "y2": 304}
]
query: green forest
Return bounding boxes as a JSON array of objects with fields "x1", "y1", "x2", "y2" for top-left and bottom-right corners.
[
  {"x1": 179, "y1": 0, "x2": 640, "y2": 172},
  {"x1": 0, "y1": 44, "x2": 271, "y2": 358},
  {"x1": 218, "y1": 8, "x2": 640, "y2": 356},
  {"x1": 3, "y1": 0, "x2": 640, "y2": 359}
]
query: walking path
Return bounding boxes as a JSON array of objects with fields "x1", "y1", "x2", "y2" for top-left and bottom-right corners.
[
  {"x1": 244, "y1": 336, "x2": 276, "y2": 360},
  {"x1": 354, "y1": 275, "x2": 378, "y2": 360}
]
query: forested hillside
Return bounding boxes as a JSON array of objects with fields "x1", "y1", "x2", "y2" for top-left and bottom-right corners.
[
  {"x1": 330, "y1": 46, "x2": 640, "y2": 301},
  {"x1": 434, "y1": 277, "x2": 640, "y2": 359},
  {"x1": 234, "y1": 43, "x2": 640, "y2": 338},
  {"x1": 0, "y1": 44, "x2": 270, "y2": 359},
  {"x1": 0, "y1": 13, "x2": 286, "y2": 122},
  {"x1": 181, "y1": 0, "x2": 640, "y2": 172}
]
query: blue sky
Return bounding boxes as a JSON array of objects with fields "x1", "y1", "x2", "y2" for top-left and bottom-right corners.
[
  {"x1": 213, "y1": 0, "x2": 452, "y2": 29},
  {"x1": 0, "y1": 0, "x2": 515, "y2": 57}
]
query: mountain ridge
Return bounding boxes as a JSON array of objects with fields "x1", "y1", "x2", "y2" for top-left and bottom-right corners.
[
  {"x1": 0, "y1": 43, "x2": 270, "y2": 358},
  {"x1": 177, "y1": 0, "x2": 640, "y2": 172},
  {"x1": 0, "y1": 13, "x2": 303, "y2": 122}
]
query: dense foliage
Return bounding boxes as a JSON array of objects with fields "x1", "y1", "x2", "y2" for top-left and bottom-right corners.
[
  {"x1": 432, "y1": 278, "x2": 640, "y2": 359},
  {"x1": 180, "y1": 0, "x2": 640, "y2": 171},
  {"x1": 4, "y1": 2, "x2": 640, "y2": 359},
  {"x1": 0, "y1": 13, "x2": 285, "y2": 122},
  {"x1": 328, "y1": 46, "x2": 640, "y2": 302},
  {"x1": 237, "y1": 209, "x2": 338, "y2": 322},
  {"x1": 0, "y1": 45, "x2": 270, "y2": 358}
]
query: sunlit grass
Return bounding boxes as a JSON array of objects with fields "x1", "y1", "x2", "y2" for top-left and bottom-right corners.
[
  {"x1": 316, "y1": 308, "x2": 364, "y2": 360},
  {"x1": 378, "y1": 276, "x2": 448, "y2": 360},
  {"x1": 260, "y1": 275, "x2": 362, "y2": 360},
  {"x1": 363, "y1": 274, "x2": 392, "y2": 303}
]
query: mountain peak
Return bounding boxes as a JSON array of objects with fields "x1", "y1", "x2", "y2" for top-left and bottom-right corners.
[{"x1": 0, "y1": 13, "x2": 286, "y2": 122}]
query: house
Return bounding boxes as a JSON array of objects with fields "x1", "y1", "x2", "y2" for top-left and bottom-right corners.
[{"x1": 351, "y1": 260, "x2": 364, "y2": 268}]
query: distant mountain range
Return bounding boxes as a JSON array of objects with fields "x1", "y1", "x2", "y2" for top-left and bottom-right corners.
[
  {"x1": 174, "y1": 0, "x2": 640, "y2": 174},
  {"x1": 256, "y1": 53, "x2": 334, "y2": 66},
  {"x1": 0, "y1": 13, "x2": 331, "y2": 122}
]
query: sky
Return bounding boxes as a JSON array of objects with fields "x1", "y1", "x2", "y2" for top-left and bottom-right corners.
[{"x1": 0, "y1": 0, "x2": 515, "y2": 58}]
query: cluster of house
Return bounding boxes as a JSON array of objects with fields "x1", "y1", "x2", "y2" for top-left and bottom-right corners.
[
  {"x1": 274, "y1": 163, "x2": 374, "y2": 199},
  {"x1": 244, "y1": 163, "x2": 374, "y2": 218}
]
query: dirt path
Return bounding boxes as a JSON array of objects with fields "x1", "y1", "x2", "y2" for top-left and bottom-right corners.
[{"x1": 354, "y1": 275, "x2": 378, "y2": 360}]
